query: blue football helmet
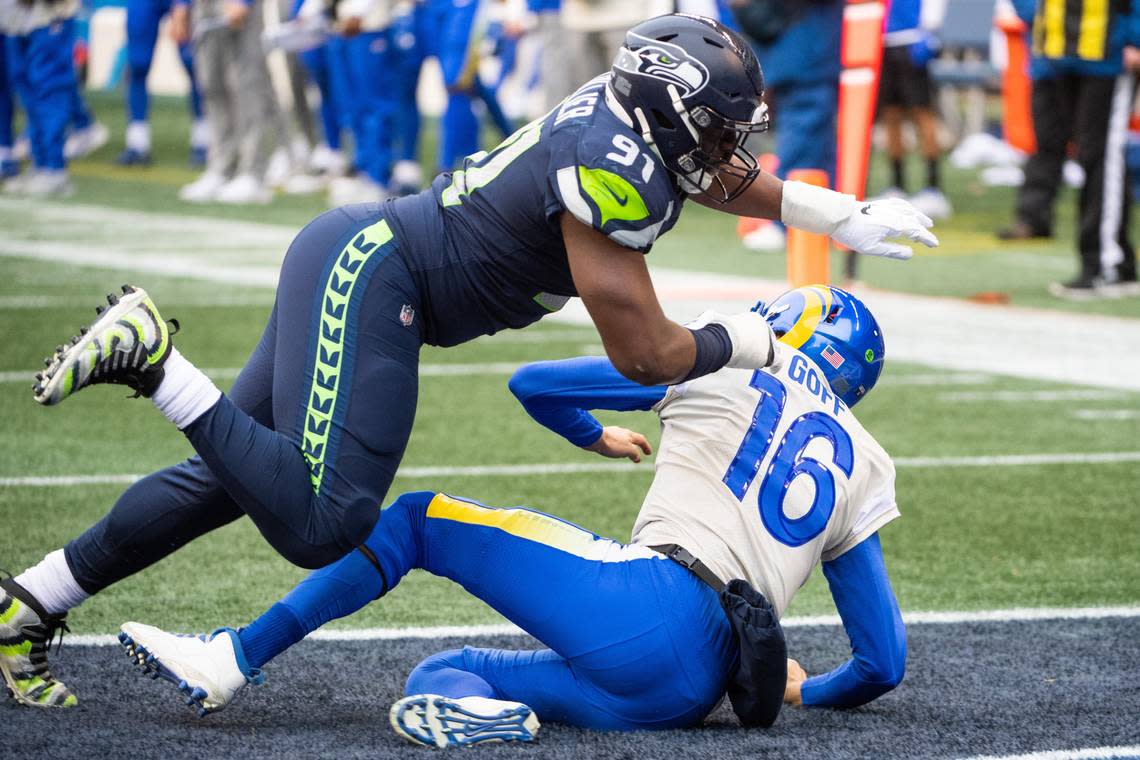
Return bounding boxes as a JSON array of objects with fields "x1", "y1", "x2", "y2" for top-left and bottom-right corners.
[
  {"x1": 762, "y1": 286, "x2": 885, "y2": 408},
  {"x1": 607, "y1": 14, "x2": 769, "y2": 204}
]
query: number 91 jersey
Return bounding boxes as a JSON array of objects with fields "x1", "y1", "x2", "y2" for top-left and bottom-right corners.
[
  {"x1": 387, "y1": 74, "x2": 683, "y2": 347},
  {"x1": 630, "y1": 346, "x2": 899, "y2": 618}
]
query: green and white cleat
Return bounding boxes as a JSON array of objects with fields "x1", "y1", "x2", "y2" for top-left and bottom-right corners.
[
  {"x1": 0, "y1": 577, "x2": 77, "y2": 708},
  {"x1": 33, "y1": 284, "x2": 177, "y2": 406},
  {"x1": 390, "y1": 694, "x2": 540, "y2": 748}
]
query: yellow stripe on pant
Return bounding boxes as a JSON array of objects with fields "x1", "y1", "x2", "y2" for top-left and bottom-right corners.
[{"x1": 426, "y1": 494, "x2": 659, "y2": 563}]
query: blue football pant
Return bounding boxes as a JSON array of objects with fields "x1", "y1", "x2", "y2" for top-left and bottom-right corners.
[
  {"x1": 420, "y1": 0, "x2": 479, "y2": 170},
  {"x1": 0, "y1": 36, "x2": 12, "y2": 149},
  {"x1": 773, "y1": 78, "x2": 838, "y2": 185},
  {"x1": 244, "y1": 491, "x2": 737, "y2": 730},
  {"x1": 391, "y1": 8, "x2": 424, "y2": 163},
  {"x1": 65, "y1": 205, "x2": 423, "y2": 590},
  {"x1": 125, "y1": 0, "x2": 201, "y2": 124},
  {"x1": 5, "y1": 21, "x2": 78, "y2": 170},
  {"x1": 298, "y1": 43, "x2": 342, "y2": 152},
  {"x1": 344, "y1": 30, "x2": 396, "y2": 186}
]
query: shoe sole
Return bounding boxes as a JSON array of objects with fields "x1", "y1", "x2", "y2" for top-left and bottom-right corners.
[
  {"x1": 389, "y1": 695, "x2": 539, "y2": 748},
  {"x1": 1047, "y1": 283, "x2": 1103, "y2": 301},
  {"x1": 33, "y1": 286, "x2": 152, "y2": 406},
  {"x1": 117, "y1": 629, "x2": 215, "y2": 717}
]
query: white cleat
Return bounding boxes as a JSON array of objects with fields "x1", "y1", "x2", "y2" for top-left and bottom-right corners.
[
  {"x1": 22, "y1": 170, "x2": 75, "y2": 198},
  {"x1": 65, "y1": 122, "x2": 110, "y2": 160},
  {"x1": 909, "y1": 187, "x2": 952, "y2": 220},
  {"x1": 118, "y1": 622, "x2": 262, "y2": 717},
  {"x1": 327, "y1": 175, "x2": 387, "y2": 206},
  {"x1": 214, "y1": 174, "x2": 272, "y2": 205},
  {"x1": 179, "y1": 171, "x2": 228, "y2": 203},
  {"x1": 390, "y1": 694, "x2": 540, "y2": 748},
  {"x1": 741, "y1": 222, "x2": 786, "y2": 252}
]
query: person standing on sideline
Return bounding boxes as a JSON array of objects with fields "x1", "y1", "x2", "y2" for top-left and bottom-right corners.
[
  {"x1": 875, "y1": 0, "x2": 951, "y2": 220},
  {"x1": 1006, "y1": 0, "x2": 1140, "y2": 298},
  {"x1": 736, "y1": 0, "x2": 845, "y2": 252},
  {"x1": 117, "y1": 0, "x2": 209, "y2": 166},
  {"x1": 171, "y1": 0, "x2": 279, "y2": 204}
]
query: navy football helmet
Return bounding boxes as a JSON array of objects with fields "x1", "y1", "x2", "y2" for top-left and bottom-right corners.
[
  {"x1": 607, "y1": 13, "x2": 769, "y2": 203},
  {"x1": 762, "y1": 286, "x2": 886, "y2": 408}
]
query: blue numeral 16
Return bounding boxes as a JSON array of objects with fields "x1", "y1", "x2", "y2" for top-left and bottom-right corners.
[{"x1": 722, "y1": 371, "x2": 855, "y2": 547}]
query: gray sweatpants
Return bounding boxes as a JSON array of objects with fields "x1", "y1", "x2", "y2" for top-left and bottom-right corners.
[{"x1": 192, "y1": 0, "x2": 277, "y2": 179}]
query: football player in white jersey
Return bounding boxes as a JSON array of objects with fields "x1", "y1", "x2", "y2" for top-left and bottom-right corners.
[{"x1": 116, "y1": 285, "x2": 905, "y2": 747}]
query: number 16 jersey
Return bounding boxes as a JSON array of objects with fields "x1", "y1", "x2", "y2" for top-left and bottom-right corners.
[
  {"x1": 383, "y1": 74, "x2": 684, "y2": 348},
  {"x1": 631, "y1": 345, "x2": 899, "y2": 618}
]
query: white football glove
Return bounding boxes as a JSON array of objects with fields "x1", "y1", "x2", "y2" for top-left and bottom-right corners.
[{"x1": 781, "y1": 180, "x2": 939, "y2": 260}]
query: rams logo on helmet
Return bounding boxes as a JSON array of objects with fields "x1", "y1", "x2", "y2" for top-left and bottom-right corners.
[{"x1": 613, "y1": 34, "x2": 710, "y2": 98}]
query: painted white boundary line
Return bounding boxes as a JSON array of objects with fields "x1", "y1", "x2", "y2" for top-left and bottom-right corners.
[
  {"x1": 5, "y1": 451, "x2": 1140, "y2": 488},
  {"x1": 64, "y1": 606, "x2": 1140, "y2": 647},
  {"x1": 960, "y1": 746, "x2": 1140, "y2": 760}
]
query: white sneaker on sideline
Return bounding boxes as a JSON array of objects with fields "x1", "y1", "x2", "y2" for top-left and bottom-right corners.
[
  {"x1": 64, "y1": 122, "x2": 110, "y2": 160},
  {"x1": 179, "y1": 171, "x2": 228, "y2": 203},
  {"x1": 3, "y1": 171, "x2": 31, "y2": 193},
  {"x1": 264, "y1": 148, "x2": 293, "y2": 189},
  {"x1": 310, "y1": 144, "x2": 347, "y2": 176},
  {"x1": 23, "y1": 171, "x2": 75, "y2": 198},
  {"x1": 390, "y1": 694, "x2": 540, "y2": 747},
  {"x1": 214, "y1": 174, "x2": 272, "y2": 205},
  {"x1": 909, "y1": 187, "x2": 952, "y2": 220},
  {"x1": 741, "y1": 222, "x2": 786, "y2": 252},
  {"x1": 282, "y1": 172, "x2": 329, "y2": 194},
  {"x1": 327, "y1": 175, "x2": 386, "y2": 206}
]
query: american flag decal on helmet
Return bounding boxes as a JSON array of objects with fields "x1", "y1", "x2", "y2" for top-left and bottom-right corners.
[{"x1": 821, "y1": 344, "x2": 845, "y2": 370}]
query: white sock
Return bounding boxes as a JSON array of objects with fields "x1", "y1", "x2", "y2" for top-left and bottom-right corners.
[
  {"x1": 190, "y1": 119, "x2": 211, "y2": 150},
  {"x1": 15, "y1": 550, "x2": 90, "y2": 616},
  {"x1": 125, "y1": 121, "x2": 151, "y2": 153},
  {"x1": 151, "y1": 348, "x2": 222, "y2": 430}
]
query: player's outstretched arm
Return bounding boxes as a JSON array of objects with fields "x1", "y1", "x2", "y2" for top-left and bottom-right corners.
[
  {"x1": 694, "y1": 170, "x2": 940, "y2": 260},
  {"x1": 509, "y1": 356, "x2": 665, "y2": 459},
  {"x1": 798, "y1": 532, "x2": 907, "y2": 709},
  {"x1": 563, "y1": 213, "x2": 776, "y2": 386}
]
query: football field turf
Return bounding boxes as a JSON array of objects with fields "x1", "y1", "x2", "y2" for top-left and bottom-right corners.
[{"x1": 2, "y1": 94, "x2": 1139, "y2": 757}]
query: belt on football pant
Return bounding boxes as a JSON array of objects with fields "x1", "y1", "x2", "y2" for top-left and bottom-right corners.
[{"x1": 650, "y1": 544, "x2": 726, "y2": 592}]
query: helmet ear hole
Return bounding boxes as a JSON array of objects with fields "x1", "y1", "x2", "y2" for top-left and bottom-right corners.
[{"x1": 824, "y1": 305, "x2": 843, "y2": 324}]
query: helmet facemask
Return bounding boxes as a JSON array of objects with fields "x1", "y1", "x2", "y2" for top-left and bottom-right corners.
[{"x1": 676, "y1": 100, "x2": 769, "y2": 203}]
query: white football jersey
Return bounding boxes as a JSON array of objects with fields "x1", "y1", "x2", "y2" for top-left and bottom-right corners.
[{"x1": 631, "y1": 345, "x2": 898, "y2": 618}]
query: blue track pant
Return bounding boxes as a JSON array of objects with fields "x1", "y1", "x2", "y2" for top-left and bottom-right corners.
[
  {"x1": 0, "y1": 36, "x2": 12, "y2": 150},
  {"x1": 240, "y1": 491, "x2": 737, "y2": 730},
  {"x1": 125, "y1": 0, "x2": 200, "y2": 123},
  {"x1": 5, "y1": 21, "x2": 78, "y2": 170},
  {"x1": 298, "y1": 43, "x2": 342, "y2": 152}
]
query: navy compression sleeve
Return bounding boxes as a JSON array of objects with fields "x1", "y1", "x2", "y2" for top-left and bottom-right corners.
[
  {"x1": 801, "y1": 532, "x2": 907, "y2": 708},
  {"x1": 508, "y1": 357, "x2": 668, "y2": 446}
]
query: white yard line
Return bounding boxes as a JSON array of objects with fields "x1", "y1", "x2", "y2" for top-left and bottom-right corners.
[
  {"x1": 63, "y1": 605, "x2": 1140, "y2": 647},
  {"x1": 4, "y1": 450, "x2": 1140, "y2": 488},
  {"x1": 1070, "y1": 409, "x2": 1140, "y2": 421},
  {"x1": 960, "y1": 746, "x2": 1140, "y2": 760},
  {"x1": 938, "y1": 390, "x2": 1131, "y2": 402}
]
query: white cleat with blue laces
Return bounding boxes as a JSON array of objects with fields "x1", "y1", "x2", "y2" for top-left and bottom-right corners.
[
  {"x1": 118, "y1": 622, "x2": 262, "y2": 716},
  {"x1": 390, "y1": 694, "x2": 540, "y2": 747}
]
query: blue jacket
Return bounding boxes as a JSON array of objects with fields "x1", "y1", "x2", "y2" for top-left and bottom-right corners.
[{"x1": 752, "y1": 0, "x2": 844, "y2": 88}]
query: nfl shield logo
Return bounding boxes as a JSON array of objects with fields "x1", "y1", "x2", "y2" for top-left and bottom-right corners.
[{"x1": 399, "y1": 304, "x2": 415, "y2": 327}]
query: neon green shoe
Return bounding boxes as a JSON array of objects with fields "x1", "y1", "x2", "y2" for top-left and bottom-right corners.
[
  {"x1": 33, "y1": 284, "x2": 177, "y2": 406},
  {"x1": 0, "y1": 577, "x2": 77, "y2": 708}
]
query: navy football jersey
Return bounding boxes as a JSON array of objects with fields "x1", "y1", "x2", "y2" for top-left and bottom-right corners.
[{"x1": 384, "y1": 75, "x2": 685, "y2": 347}]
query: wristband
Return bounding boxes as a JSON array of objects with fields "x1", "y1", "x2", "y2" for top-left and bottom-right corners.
[
  {"x1": 780, "y1": 180, "x2": 857, "y2": 236},
  {"x1": 682, "y1": 323, "x2": 733, "y2": 382}
]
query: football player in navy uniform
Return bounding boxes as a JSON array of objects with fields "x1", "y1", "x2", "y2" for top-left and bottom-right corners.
[
  {"x1": 117, "y1": 286, "x2": 906, "y2": 747},
  {"x1": 2, "y1": 14, "x2": 934, "y2": 708}
]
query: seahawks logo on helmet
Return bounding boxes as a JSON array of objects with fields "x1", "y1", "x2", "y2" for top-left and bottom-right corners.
[{"x1": 613, "y1": 34, "x2": 710, "y2": 98}]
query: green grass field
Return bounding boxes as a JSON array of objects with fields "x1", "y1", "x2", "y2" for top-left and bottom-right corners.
[{"x1": 1, "y1": 92, "x2": 1138, "y2": 638}]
